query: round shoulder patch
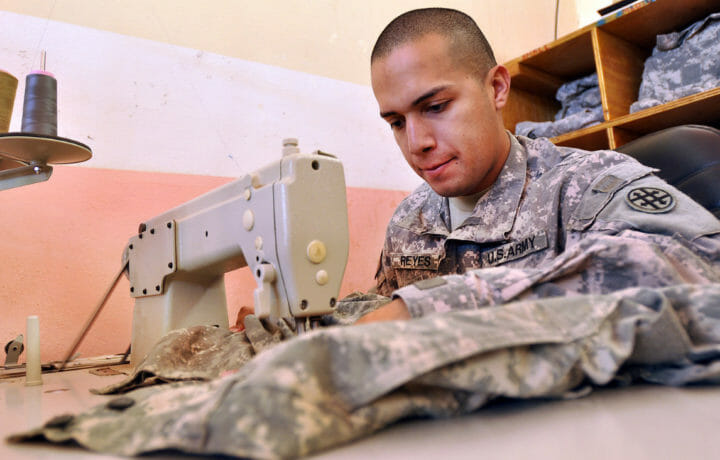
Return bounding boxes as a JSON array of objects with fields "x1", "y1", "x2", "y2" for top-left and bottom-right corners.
[{"x1": 625, "y1": 186, "x2": 676, "y2": 213}]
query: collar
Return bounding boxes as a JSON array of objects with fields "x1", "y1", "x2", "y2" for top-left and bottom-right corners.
[
  {"x1": 396, "y1": 133, "x2": 527, "y2": 242},
  {"x1": 395, "y1": 183, "x2": 451, "y2": 236},
  {"x1": 453, "y1": 133, "x2": 526, "y2": 242}
]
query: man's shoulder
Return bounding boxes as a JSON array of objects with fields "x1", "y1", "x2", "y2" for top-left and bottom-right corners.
[
  {"x1": 518, "y1": 135, "x2": 638, "y2": 175},
  {"x1": 516, "y1": 135, "x2": 666, "y2": 227},
  {"x1": 517, "y1": 136, "x2": 653, "y2": 206},
  {"x1": 388, "y1": 182, "x2": 438, "y2": 224}
]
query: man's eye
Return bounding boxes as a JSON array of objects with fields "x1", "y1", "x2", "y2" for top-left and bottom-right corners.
[
  {"x1": 426, "y1": 101, "x2": 448, "y2": 113},
  {"x1": 389, "y1": 119, "x2": 404, "y2": 130}
]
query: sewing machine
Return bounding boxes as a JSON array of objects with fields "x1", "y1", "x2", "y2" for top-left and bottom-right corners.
[{"x1": 124, "y1": 139, "x2": 349, "y2": 366}]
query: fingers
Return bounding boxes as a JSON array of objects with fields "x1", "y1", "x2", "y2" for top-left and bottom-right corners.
[
  {"x1": 243, "y1": 314, "x2": 298, "y2": 355},
  {"x1": 232, "y1": 306, "x2": 255, "y2": 332},
  {"x1": 277, "y1": 318, "x2": 296, "y2": 339}
]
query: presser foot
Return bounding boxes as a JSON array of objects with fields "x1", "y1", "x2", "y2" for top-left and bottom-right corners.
[{"x1": 295, "y1": 316, "x2": 325, "y2": 334}]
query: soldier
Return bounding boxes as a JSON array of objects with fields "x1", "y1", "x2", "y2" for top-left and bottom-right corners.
[{"x1": 357, "y1": 8, "x2": 720, "y2": 323}]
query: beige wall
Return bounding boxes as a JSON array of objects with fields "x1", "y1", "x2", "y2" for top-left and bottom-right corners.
[
  {"x1": 0, "y1": 0, "x2": 611, "y2": 86},
  {"x1": 576, "y1": 0, "x2": 615, "y2": 26}
]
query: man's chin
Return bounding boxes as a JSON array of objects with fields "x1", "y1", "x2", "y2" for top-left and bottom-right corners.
[
  {"x1": 427, "y1": 178, "x2": 485, "y2": 198},
  {"x1": 428, "y1": 182, "x2": 463, "y2": 198}
]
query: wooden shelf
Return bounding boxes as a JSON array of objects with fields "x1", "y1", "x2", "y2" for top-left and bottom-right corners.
[
  {"x1": 548, "y1": 87, "x2": 720, "y2": 149},
  {"x1": 517, "y1": 30, "x2": 596, "y2": 79},
  {"x1": 553, "y1": 125, "x2": 610, "y2": 151},
  {"x1": 504, "y1": 0, "x2": 720, "y2": 150},
  {"x1": 599, "y1": 0, "x2": 720, "y2": 48},
  {"x1": 610, "y1": 86, "x2": 720, "y2": 133}
]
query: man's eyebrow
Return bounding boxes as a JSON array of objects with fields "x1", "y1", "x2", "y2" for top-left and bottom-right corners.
[
  {"x1": 379, "y1": 85, "x2": 450, "y2": 118},
  {"x1": 411, "y1": 85, "x2": 449, "y2": 107}
]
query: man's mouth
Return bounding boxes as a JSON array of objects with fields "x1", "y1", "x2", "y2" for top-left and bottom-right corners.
[{"x1": 421, "y1": 158, "x2": 453, "y2": 175}]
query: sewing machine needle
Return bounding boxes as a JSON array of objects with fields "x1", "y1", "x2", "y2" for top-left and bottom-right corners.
[{"x1": 58, "y1": 261, "x2": 128, "y2": 371}]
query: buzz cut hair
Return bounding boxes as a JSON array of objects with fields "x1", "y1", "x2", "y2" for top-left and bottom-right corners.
[{"x1": 371, "y1": 8, "x2": 497, "y2": 78}]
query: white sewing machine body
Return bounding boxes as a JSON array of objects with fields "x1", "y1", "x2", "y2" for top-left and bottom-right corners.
[{"x1": 124, "y1": 141, "x2": 349, "y2": 366}]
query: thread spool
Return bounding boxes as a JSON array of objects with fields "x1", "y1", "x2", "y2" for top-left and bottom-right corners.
[
  {"x1": 0, "y1": 70, "x2": 18, "y2": 133},
  {"x1": 25, "y1": 315, "x2": 43, "y2": 386},
  {"x1": 0, "y1": 51, "x2": 92, "y2": 169},
  {"x1": 21, "y1": 70, "x2": 57, "y2": 136}
]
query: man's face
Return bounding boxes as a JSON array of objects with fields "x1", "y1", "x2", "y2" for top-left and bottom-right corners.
[{"x1": 371, "y1": 33, "x2": 510, "y2": 197}]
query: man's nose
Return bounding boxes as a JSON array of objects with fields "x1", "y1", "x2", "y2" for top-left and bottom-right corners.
[{"x1": 406, "y1": 117, "x2": 436, "y2": 155}]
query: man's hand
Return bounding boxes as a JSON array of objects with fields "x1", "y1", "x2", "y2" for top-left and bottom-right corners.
[
  {"x1": 354, "y1": 298, "x2": 411, "y2": 324},
  {"x1": 244, "y1": 314, "x2": 296, "y2": 353},
  {"x1": 230, "y1": 306, "x2": 255, "y2": 332}
]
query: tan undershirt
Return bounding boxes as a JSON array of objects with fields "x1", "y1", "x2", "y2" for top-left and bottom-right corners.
[{"x1": 448, "y1": 189, "x2": 488, "y2": 231}]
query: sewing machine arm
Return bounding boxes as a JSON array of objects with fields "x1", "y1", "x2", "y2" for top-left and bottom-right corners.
[{"x1": 124, "y1": 146, "x2": 349, "y2": 365}]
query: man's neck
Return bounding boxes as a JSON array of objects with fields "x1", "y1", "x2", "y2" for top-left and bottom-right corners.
[{"x1": 448, "y1": 189, "x2": 488, "y2": 230}]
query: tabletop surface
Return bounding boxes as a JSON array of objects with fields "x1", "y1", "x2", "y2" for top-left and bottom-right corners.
[{"x1": 1, "y1": 366, "x2": 718, "y2": 459}]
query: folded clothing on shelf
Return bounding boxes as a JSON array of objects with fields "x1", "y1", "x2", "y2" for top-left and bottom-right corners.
[
  {"x1": 630, "y1": 12, "x2": 720, "y2": 113},
  {"x1": 516, "y1": 73, "x2": 604, "y2": 139}
]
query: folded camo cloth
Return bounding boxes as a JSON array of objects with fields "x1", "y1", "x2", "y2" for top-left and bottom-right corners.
[
  {"x1": 9, "y1": 280, "x2": 720, "y2": 458},
  {"x1": 515, "y1": 73, "x2": 603, "y2": 139},
  {"x1": 630, "y1": 12, "x2": 720, "y2": 113}
]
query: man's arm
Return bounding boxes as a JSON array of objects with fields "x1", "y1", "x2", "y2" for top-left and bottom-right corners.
[{"x1": 354, "y1": 298, "x2": 410, "y2": 323}]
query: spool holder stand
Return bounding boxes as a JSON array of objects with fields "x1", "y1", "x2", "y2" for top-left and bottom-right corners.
[
  {"x1": 0, "y1": 162, "x2": 52, "y2": 192},
  {"x1": 0, "y1": 132, "x2": 92, "y2": 191}
]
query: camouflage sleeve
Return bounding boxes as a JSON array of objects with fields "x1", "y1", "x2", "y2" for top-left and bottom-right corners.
[
  {"x1": 569, "y1": 161, "x2": 720, "y2": 266},
  {"x1": 375, "y1": 248, "x2": 399, "y2": 297},
  {"x1": 395, "y1": 227, "x2": 720, "y2": 318},
  {"x1": 591, "y1": 173, "x2": 720, "y2": 252}
]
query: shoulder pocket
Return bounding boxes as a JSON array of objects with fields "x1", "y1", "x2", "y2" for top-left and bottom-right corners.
[
  {"x1": 569, "y1": 161, "x2": 655, "y2": 231},
  {"x1": 595, "y1": 175, "x2": 720, "y2": 241}
]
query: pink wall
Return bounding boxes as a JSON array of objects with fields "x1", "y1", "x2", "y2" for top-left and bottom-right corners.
[{"x1": 0, "y1": 166, "x2": 407, "y2": 363}]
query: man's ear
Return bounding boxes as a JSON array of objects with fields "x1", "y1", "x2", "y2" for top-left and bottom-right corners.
[{"x1": 487, "y1": 65, "x2": 511, "y2": 110}]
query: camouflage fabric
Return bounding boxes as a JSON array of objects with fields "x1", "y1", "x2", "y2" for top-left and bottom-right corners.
[
  {"x1": 92, "y1": 295, "x2": 387, "y2": 395},
  {"x1": 94, "y1": 316, "x2": 295, "y2": 394},
  {"x1": 554, "y1": 73, "x2": 602, "y2": 120},
  {"x1": 630, "y1": 12, "x2": 720, "y2": 113},
  {"x1": 376, "y1": 133, "x2": 720, "y2": 316},
  {"x1": 9, "y1": 282, "x2": 720, "y2": 458},
  {"x1": 515, "y1": 73, "x2": 603, "y2": 138}
]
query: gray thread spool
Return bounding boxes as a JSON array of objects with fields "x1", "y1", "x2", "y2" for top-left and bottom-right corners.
[{"x1": 21, "y1": 66, "x2": 58, "y2": 137}]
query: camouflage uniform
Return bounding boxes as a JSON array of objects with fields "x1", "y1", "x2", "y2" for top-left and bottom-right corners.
[
  {"x1": 630, "y1": 12, "x2": 720, "y2": 113},
  {"x1": 376, "y1": 133, "x2": 720, "y2": 316}
]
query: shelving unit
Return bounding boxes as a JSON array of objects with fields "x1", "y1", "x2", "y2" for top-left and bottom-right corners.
[{"x1": 503, "y1": 0, "x2": 720, "y2": 150}]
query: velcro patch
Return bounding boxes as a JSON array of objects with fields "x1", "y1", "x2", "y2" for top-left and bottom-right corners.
[
  {"x1": 592, "y1": 174, "x2": 624, "y2": 193},
  {"x1": 481, "y1": 232, "x2": 548, "y2": 268},
  {"x1": 391, "y1": 253, "x2": 441, "y2": 271},
  {"x1": 625, "y1": 187, "x2": 675, "y2": 214},
  {"x1": 414, "y1": 277, "x2": 448, "y2": 290}
]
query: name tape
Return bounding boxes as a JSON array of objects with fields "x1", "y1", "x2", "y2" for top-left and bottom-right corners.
[
  {"x1": 390, "y1": 253, "x2": 441, "y2": 271},
  {"x1": 481, "y1": 232, "x2": 548, "y2": 268}
]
